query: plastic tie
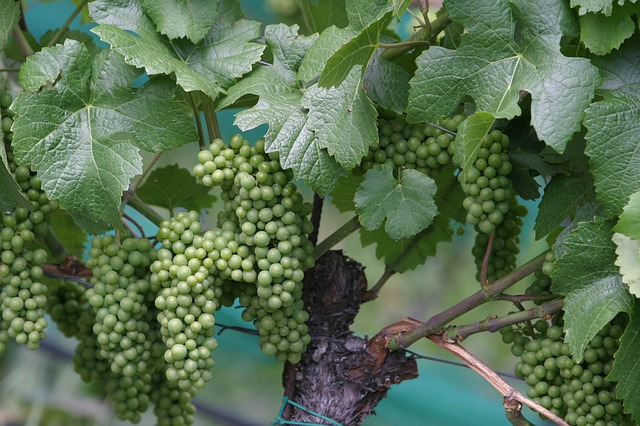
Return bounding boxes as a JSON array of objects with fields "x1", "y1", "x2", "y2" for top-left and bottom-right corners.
[{"x1": 272, "y1": 396, "x2": 344, "y2": 426}]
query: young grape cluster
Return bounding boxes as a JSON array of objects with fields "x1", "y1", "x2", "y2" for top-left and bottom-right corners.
[
  {"x1": 471, "y1": 198, "x2": 527, "y2": 283},
  {"x1": 193, "y1": 135, "x2": 314, "y2": 364},
  {"x1": 513, "y1": 319, "x2": 630, "y2": 425},
  {"x1": 525, "y1": 252, "x2": 557, "y2": 304},
  {"x1": 0, "y1": 91, "x2": 59, "y2": 353},
  {"x1": 356, "y1": 114, "x2": 463, "y2": 175},
  {"x1": 460, "y1": 129, "x2": 514, "y2": 234}
]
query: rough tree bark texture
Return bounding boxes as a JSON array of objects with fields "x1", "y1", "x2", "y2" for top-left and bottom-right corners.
[{"x1": 281, "y1": 251, "x2": 418, "y2": 425}]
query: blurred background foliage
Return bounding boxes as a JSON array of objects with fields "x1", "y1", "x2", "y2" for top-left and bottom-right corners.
[{"x1": 0, "y1": 0, "x2": 550, "y2": 425}]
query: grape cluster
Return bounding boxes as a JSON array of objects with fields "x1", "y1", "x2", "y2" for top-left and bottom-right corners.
[
  {"x1": 81, "y1": 235, "x2": 159, "y2": 422},
  {"x1": 460, "y1": 129, "x2": 514, "y2": 234},
  {"x1": 0, "y1": 119, "x2": 59, "y2": 352},
  {"x1": 151, "y1": 212, "x2": 219, "y2": 394},
  {"x1": 193, "y1": 135, "x2": 314, "y2": 363},
  {"x1": 1, "y1": 87, "x2": 14, "y2": 144},
  {"x1": 471, "y1": 198, "x2": 527, "y2": 283},
  {"x1": 525, "y1": 252, "x2": 557, "y2": 304},
  {"x1": 513, "y1": 320, "x2": 631, "y2": 425},
  {"x1": 46, "y1": 279, "x2": 87, "y2": 338},
  {"x1": 357, "y1": 114, "x2": 463, "y2": 175}
]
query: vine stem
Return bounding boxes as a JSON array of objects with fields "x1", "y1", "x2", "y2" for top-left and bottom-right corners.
[
  {"x1": 201, "y1": 94, "x2": 221, "y2": 142},
  {"x1": 294, "y1": 0, "x2": 317, "y2": 34},
  {"x1": 428, "y1": 334, "x2": 569, "y2": 426},
  {"x1": 480, "y1": 230, "x2": 495, "y2": 286},
  {"x1": 381, "y1": 11, "x2": 450, "y2": 61},
  {"x1": 13, "y1": 27, "x2": 34, "y2": 58},
  {"x1": 452, "y1": 298, "x2": 564, "y2": 340},
  {"x1": 131, "y1": 152, "x2": 163, "y2": 192},
  {"x1": 188, "y1": 92, "x2": 206, "y2": 150},
  {"x1": 391, "y1": 251, "x2": 548, "y2": 349},
  {"x1": 123, "y1": 192, "x2": 165, "y2": 226},
  {"x1": 308, "y1": 193, "x2": 323, "y2": 246},
  {"x1": 47, "y1": 0, "x2": 90, "y2": 47},
  {"x1": 0, "y1": 68, "x2": 19, "y2": 73},
  {"x1": 312, "y1": 215, "x2": 360, "y2": 261},
  {"x1": 378, "y1": 40, "x2": 431, "y2": 49},
  {"x1": 362, "y1": 267, "x2": 396, "y2": 302}
]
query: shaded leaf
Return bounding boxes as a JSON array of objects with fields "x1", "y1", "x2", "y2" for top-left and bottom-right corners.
[
  {"x1": 614, "y1": 190, "x2": 640, "y2": 240},
  {"x1": 0, "y1": 144, "x2": 30, "y2": 211},
  {"x1": 551, "y1": 216, "x2": 618, "y2": 295},
  {"x1": 363, "y1": 47, "x2": 410, "y2": 113},
  {"x1": 579, "y1": 2, "x2": 640, "y2": 55},
  {"x1": 534, "y1": 173, "x2": 597, "y2": 240},
  {"x1": 563, "y1": 275, "x2": 633, "y2": 361},
  {"x1": 453, "y1": 112, "x2": 495, "y2": 185},
  {"x1": 137, "y1": 164, "x2": 215, "y2": 212},
  {"x1": 584, "y1": 35, "x2": 640, "y2": 217},
  {"x1": 0, "y1": 0, "x2": 20, "y2": 51},
  {"x1": 609, "y1": 300, "x2": 640, "y2": 423},
  {"x1": 49, "y1": 209, "x2": 87, "y2": 258}
]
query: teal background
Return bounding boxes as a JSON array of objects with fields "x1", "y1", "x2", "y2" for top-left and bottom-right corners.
[{"x1": 0, "y1": 2, "x2": 552, "y2": 425}]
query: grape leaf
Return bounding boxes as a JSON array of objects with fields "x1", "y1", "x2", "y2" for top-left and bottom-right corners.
[
  {"x1": 0, "y1": 145, "x2": 30, "y2": 211},
  {"x1": 346, "y1": 0, "x2": 391, "y2": 31},
  {"x1": 609, "y1": 300, "x2": 640, "y2": 423},
  {"x1": 140, "y1": 0, "x2": 219, "y2": 43},
  {"x1": 49, "y1": 210, "x2": 87, "y2": 258},
  {"x1": 354, "y1": 164, "x2": 437, "y2": 240},
  {"x1": 584, "y1": 36, "x2": 640, "y2": 217},
  {"x1": 392, "y1": 0, "x2": 411, "y2": 17},
  {"x1": 534, "y1": 173, "x2": 597, "y2": 240},
  {"x1": 359, "y1": 167, "x2": 464, "y2": 272},
  {"x1": 363, "y1": 47, "x2": 410, "y2": 114},
  {"x1": 563, "y1": 275, "x2": 633, "y2": 362},
  {"x1": 90, "y1": 0, "x2": 264, "y2": 100},
  {"x1": 11, "y1": 40, "x2": 197, "y2": 233},
  {"x1": 613, "y1": 232, "x2": 640, "y2": 297},
  {"x1": 615, "y1": 190, "x2": 640, "y2": 240},
  {"x1": 220, "y1": 25, "x2": 376, "y2": 195},
  {"x1": 307, "y1": 0, "x2": 348, "y2": 32},
  {"x1": 579, "y1": 2, "x2": 640, "y2": 55},
  {"x1": 298, "y1": 26, "x2": 354, "y2": 83},
  {"x1": 570, "y1": 0, "x2": 628, "y2": 15},
  {"x1": 407, "y1": 0, "x2": 599, "y2": 153},
  {"x1": 0, "y1": 0, "x2": 20, "y2": 51},
  {"x1": 453, "y1": 112, "x2": 495, "y2": 185},
  {"x1": 330, "y1": 174, "x2": 363, "y2": 213},
  {"x1": 318, "y1": 12, "x2": 392, "y2": 88},
  {"x1": 137, "y1": 164, "x2": 215, "y2": 213},
  {"x1": 551, "y1": 217, "x2": 619, "y2": 295}
]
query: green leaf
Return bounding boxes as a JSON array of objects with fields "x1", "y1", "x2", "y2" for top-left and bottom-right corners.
[
  {"x1": 0, "y1": 145, "x2": 30, "y2": 211},
  {"x1": 221, "y1": 27, "x2": 376, "y2": 195},
  {"x1": 354, "y1": 164, "x2": 437, "y2": 240},
  {"x1": 137, "y1": 164, "x2": 215, "y2": 212},
  {"x1": 579, "y1": 2, "x2": 640, "y2": 55},
  {"x1": 584, "y1": 36, "x2": 640, "y2": 217},
  {"x1": 613, "y1": 232, "x2": 640, "y2": 297},
  {"x1": 318, "y1": 12, "x2": 392, "y2": 88},
  {"x1": 308, "y1": 0, "x2": 348, "y2": 32},
  {"x1": 329, "y1": 173, "x2": 363, "y2": 213},
  {"x1": 392, "y1": 0, "x2": 411, "y2": 17},
  {"x1": 359, "y1": 167, "x2": 464, "y2": 272},
  {"x1": 534, "y1": 173, "x2": 597, "y2": 240},
  {"x1": 563, "y1": 275, "x2": 633, "y2": 362},
  {"x1": 346, "y1": 0, "x2": 391, "y2": 31},
  {"x1": 11, "y1": 40, "x2": 197, "y2": 233},
  {"x1": 297, "y1": 26, "x2": 354, "y2": 83},
  {"x1": 49, "y1": 209, "x2": 87, "y2": 258},
  {"x1": 407, "y1": 0, "x2": 599, "y2": 153},
  {"x1": 140, "y1": 0, "x2": 219, "y2": 43},
  {"x1": 265, "y1": 24, "x2": 318, "y2": 75},
  {"x1": 570, "y1": 0, "x2": 618, "y2": 15},
  {"x1": 453, "y1": 112, "x2": 495, "y2": 185},
  {"x1": 90, "y1": 0, "x2": 264, "y2": 99},
  {"x1": 363, "y1": 47, "x2": 410, "y2": 113},
  {"x1": 615, "y1": 190, "x2": 640, "y2": 240},
  {"x1": 551, "y1": 217, "x2": 619, "y2": 295},
  {"x1": 0, "y1": 0, "x2": 20, "y2": 51},
  {"x1": 609, "y1": 300, "x2": 640, "y2": 423}
]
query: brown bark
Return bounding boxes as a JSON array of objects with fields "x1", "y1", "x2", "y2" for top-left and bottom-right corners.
[{"x1": 281, "y1": 251, "x2": 418, "y2": 425}]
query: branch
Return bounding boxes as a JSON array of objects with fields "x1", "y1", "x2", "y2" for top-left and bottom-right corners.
[
  {"x1": 381, "y1": 11, "x2": 450, "y2": 61},
  {"x1": 362, "y1": 267, "x2": 395, "y2": 302},
  {"x1": 12, "y1": 26, "x2": 34, "y2": 58},
  {"x1": 313, "y1": 215, "x2": 360, "y2": 261},
  {"x1": 47, "y1": 0, "x2": 89, "y2": 47},
  {"x1": 452, "y1": 298, "x2": 564, "y2": 340},
  {"x1": 428, "y1": 334, "x2": 569, "y2": 426},
  {"x1": 391, "y1": 251, "x2": 548, "y2": 349}
]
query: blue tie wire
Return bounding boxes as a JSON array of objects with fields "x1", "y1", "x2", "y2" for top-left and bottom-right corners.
[{"x1": 272, "y1": 396, "x2": 344, "y2": 426}]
